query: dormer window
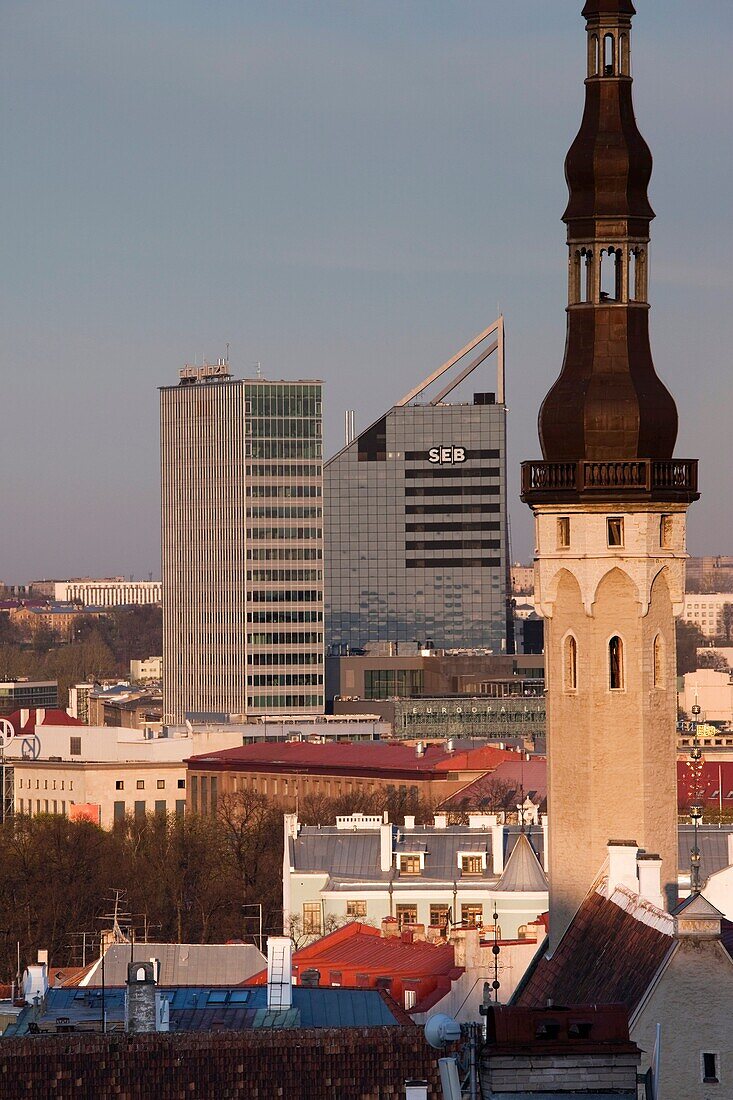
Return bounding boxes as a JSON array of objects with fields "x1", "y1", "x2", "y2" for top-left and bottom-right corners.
[
  {"x1": 399, "y1": 854, "x2": 422, "y2": 875},
  {"x1": 458, "y1": 851, "x2": 487, "y2": 875}
]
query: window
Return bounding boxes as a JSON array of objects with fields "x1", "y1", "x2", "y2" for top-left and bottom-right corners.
[
  {"x1": 430, "y1": 905, "x2": 450, "y2": 930},
  {"x1": 177, "y1": 779, "x2": 185, "y2": 789},
  {"x1": 703, "y1": 1052, "x2": 718, "y2": 1083},
  {"x1": 557, "y1": 517, "x2": 570, "y2": 548},
  {"x1": 175, "y1": 800, "x2": 186, "y2": 817},
  {"x1": 396, "y1": 904, "x2": 418, "y2": 927},
  {"x1": 302, "y1": 902, "x2": 322, "y2": 935},
  {"x1": 69, "y1": 737, "x2": 82, "y2": 756},
  {"x1": 564, "y1": 635, "x2": 578, "y2": 691},
  {"x1": 607, "y1": 517, "x2": 624, "y2": 547},
  {"x1": 461, "y1": 855, "x2": 484, "y2": 875},
  {"x1": 155, "y1": 800, "x2": 166, "y2": 815},
  {"x1": 609, "y1": 636, "x2": 624, "y2": 690},
  {"x1": 461, "y1": 904, "x2": 483, "y2": 929},
  {"x1": 399, "y1": 855, "x2": 421, "y2": 875},
  {"x1": 603, "y1": 32, "x2": 615, "y2": 75},
  {"x1": 653, "y1": 634, "x2": 664, "y2": 688},
  {"x1": 134, "y1": 801, "x2": 145, "y2": 819},
  {"x1": 404, "y1": 989, "x2": 417, "y2": 1010},
  {"x1": 329, "y1": 971, "x2": 342, "y2": 987},
  {"x1": 661, "y1": 514, "x2": 674, "y2": 549},
  {"x1": 157, "y1": 780, "x2": 165, "y2": 790},
  {"x1": 346, "y1": 900, "x2": 367, "y2": 918},
  {"x1": 136, "y1": 780, "x2": 145, "y2": 790},
  {"x1": 115, "y1": 781, "x2": 124, "y2": 791},
  {"x1": 113, "y1": 801, "x2": 125, "y2": 823}
]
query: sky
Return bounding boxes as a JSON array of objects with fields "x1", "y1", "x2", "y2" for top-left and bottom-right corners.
[{"x1": 1, "y1": 0, "x2": 731, "y2": 583}]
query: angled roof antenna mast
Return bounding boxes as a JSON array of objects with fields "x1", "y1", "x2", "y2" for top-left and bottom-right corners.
[{"x1": 395, "y1": 316, "x2": 505, "y2": 407}]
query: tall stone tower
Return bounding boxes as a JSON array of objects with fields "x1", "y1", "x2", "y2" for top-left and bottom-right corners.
[{"x1": 521, "y1": 0, "x2": 699, "y2": 948}]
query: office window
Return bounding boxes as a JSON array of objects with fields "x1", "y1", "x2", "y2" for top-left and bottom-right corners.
[
  {"x1": 607, "y1": 517, "x2": 624, "y2": 547},
  {"x1": 399, "y1": 855, "x2": 421, "y2": 875},
  {"x1": 177, "y1": 779, "x2": 185, "y2": 789},
  {"x1": 113, "y1": 801, "x2": 125, "y2": 823},
  {"x1": 430, "y1": 905, "x2": 450, "y2": 930},
  {"x1": 302, "y1": 902, "x2": 322, "y2": 935},
  {"x1": 136, "y1": 780, "x2": 145, "y2": 790},
  {"x1": 175, "y1": 800, "x2": 186, "y2": 817},
  {"x1": 557, "y1": 516, "x2": 570, "y2": 548},
  {"x1": 190, "y1": 775, "x2": 198, "y2": 813},
  {"x1": 157, "y1": 780, "x2": 165, "y2": 790},
  {"x1": 134, "y1": 801, "x2": 146, "y2": 820},
  {"x1": 346, "y1": 900, "x2": 367, "y2": 918},
  {"x1": 396, "y1": 904, "x2": 418, "y2": 927},
  {"x1": 69, "y1": 737, "x2": 82, "y2": 756},
  {"x1": 115, "y1": 781, "x2": 124, "y2": 791},
  {"x1": 461, "y1": 904, "x2": 483, "y2": 929},
  {"x1": 155, "y1": 800, "x2": 166, "y2": 815},
  {"x1": 461, "y1": 855, "x2": 484, "y2": 875}
]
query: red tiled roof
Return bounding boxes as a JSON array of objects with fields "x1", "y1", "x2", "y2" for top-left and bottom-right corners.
[
  {"x1": 6, "y1": 709, "x2": 83, "y2": 734},
  {"x1": 441, "y1": 757, "x2": 547, "y2": 809},
  {"x1": 514, "y1": 887, "x2": 673, "y2": 1013},
  {"x1": 677, "y1": 760, "x2": 733, "y2": 809},
  {"x1": 187, "y1": 741, "x2": 516, "y2": 780}
]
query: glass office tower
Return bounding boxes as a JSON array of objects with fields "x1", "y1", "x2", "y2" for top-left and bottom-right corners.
[
  {"x1": 161, "y1": 364, "x2": 324, "y2": 723},
  {"x1": 325, "y1": 323, "x2": 510, "y2": 653}
]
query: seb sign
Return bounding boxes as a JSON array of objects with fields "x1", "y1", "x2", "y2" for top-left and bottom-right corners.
[{"x1": 428, "y1": 446, "x2": 467, "y2": 465}]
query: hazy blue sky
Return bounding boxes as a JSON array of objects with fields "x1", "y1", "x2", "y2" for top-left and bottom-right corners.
[{"x1": 2, "y1": 1, "x2": 731, "y2": 582}]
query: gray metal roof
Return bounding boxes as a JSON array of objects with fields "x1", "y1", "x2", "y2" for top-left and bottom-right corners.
[
  {"x1": 679, "y1": 824, "x2": 733, "y2": 882},
  {"x1": 84, "y1": 943, "x2": 265, "y2": 988},
  {"x1": 291, "y1": 824, "x2": 547, "y2": 886},
  {"x1": 494, "y1": 832, "x2": 548, "y2": 893}
]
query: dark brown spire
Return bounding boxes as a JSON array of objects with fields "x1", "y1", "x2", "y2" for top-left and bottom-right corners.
[{"x1": 536, "y1": 0, "x2": 679, "y2": 465}]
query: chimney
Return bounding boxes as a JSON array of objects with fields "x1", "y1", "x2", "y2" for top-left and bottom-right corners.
[
  {"x1": 267, "y1": 936, "x2": 293, "y2": 1012},
  {"x1": 434, "y1": 814, "x2": 447, "y2": 829},
  {"x1": 404, "y1": 815, "x2": 415, "y2": 830},
  {"x1": 22, "y1": 963, "x2": 48, "y2": 1006},
  {"x1": 380, "y1": 822, "x2": 394, "y2": 872},
  {"x1": 415, "y1": 741, "x2": 425, "y2": 757},
  {"x1": 405, "y1": 1082, "x2": 428, "y2": 1100},
  {"x1": 125, "y1": 961, "x2": 157, "y2": 1033},
  {"x1": 636, "y1": 854, "x2": 664, "y2": 909},
  {"x1": 381, "y1": 917, "x2": 400, "y2": 938},
  {"x1": 283, "y1": 813, "x2": 300, "y2": 840},
  {"x1": 19, "y1": 709, "x2": 29, "y2": 730},
  {"x1": 607, "y1": 841, "x2": 640, "y2": 893},
  {"x1": 541, "y1": 814, "x2": 549, "y2": 872},
  {"x1": 37, "y1": 949, "x2": 48, "y2": 967},
  {"x1": 489, "y1": 815, "x2": 505, "y2": 875},
  {"x1": 451, "y1": 926, "x2": 481, "y2": 969},
  {"x1": 446, "y1": 738, "x2": 455, "y2": 753},
  {"x1": 36, "y1": 708, "x2": 45, "y2": 726}
]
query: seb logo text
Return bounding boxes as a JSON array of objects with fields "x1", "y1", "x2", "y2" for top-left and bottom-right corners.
[{"x1": 428, "y1": 446, "x2": 467, "y2": 465}]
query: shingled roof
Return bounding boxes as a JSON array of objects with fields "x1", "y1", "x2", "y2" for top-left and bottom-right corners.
[{"x1": 514, "y1": 884, "x2": 674, "y2": 1014}]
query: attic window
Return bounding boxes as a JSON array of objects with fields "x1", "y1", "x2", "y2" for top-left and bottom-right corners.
[
  {"x1": 536, "y1": 1020, "x2": 562, "y2": 1040},
  {"x1": 400, "y1": 855, "x2": 421, "y2": 875},
  {"x1": 460, "y1": 854, "x2": 485, "y2": 875},
  {"x1": 703, "y1": 1052, "x2": 719, "y2": 1083}
]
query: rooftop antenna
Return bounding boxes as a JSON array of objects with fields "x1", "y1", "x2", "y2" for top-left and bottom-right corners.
[{"x1": 226, "y1": 342, "x2": 230, "y2": 365}]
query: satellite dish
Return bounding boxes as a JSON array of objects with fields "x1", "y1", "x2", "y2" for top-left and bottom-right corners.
[{"x1": 424, "y1": 1013, "x2": 461, "y2": 1049}]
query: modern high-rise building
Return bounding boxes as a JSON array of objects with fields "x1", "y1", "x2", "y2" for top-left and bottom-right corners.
[
  {"x1": 521, "y1": 0, "x2": 698, "y2": 947},
  {"x1": 325, "y1": 320, "x2": 511, "y2": 654},
  {"x1": 161, "y1": 362, "x2": 324, "y2": 723}
]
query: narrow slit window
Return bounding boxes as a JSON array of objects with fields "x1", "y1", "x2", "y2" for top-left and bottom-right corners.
[
  {"x1": 557, "y1": 517, "x2": 571, "y2": 548},
  {"x1": 609, "y1": 636, "x2": 624, "y2": 690},
  {"x1": 607, "y1": 517, "x2": 624, "y2": 547},
  {"x1": 583, "y1": 250, "x2": 593, "y2": 302},
  {"x1": 603, "y1": 34, "x2": 615, "y2": 75},
  {"x1": 703, "y1": 1053, "x2": 718, "y2": 1083},
  {"x1": 565, "y1": 636, "x2": 578, "y2": 691}
]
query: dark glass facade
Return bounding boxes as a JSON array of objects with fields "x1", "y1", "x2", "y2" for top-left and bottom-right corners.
[{"x1": 324, "y1": 399, "x2": 510, "y2": 652}]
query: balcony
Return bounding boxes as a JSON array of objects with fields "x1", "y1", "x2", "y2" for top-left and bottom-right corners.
[{"x1": 521, "y1": 459, "x2": 698, "y2": 504}]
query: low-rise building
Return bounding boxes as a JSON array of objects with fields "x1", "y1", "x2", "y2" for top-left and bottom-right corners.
[
  {"x1": 283, "y1": 811, "x2": 549, "y2": 944},
  {"x1": 679, "y1": 668, "x2": 733, "y2": 725},
  {"x1": 32, "y1": 578, "x2": 162, "y2": 606},
  {"x1": 8, "y1": 603, "x2": 105, "y2": 640},
  {"x1": 187, "y1": 741, "x2": 520, "y2": 814},
  {"x1": 171, "y1": 714, "x2": 390, "y2": 745},
  {"x1": 130, "y1": 657, "x2": 163, "y2": 682},
  {"x1": 682, "y1": 593, "x2": 733, "y2": 639},
  {"x1": 88, "y1": 684, "x2": 163, "y2": 729},
  {"x1": 0, "y1": 680, "x2": 58, "y2": 717}
]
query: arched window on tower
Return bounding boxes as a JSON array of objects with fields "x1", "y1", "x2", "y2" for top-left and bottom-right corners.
[
  {"x1": 564, "y1": 635, "x2": 578, "y2": 691},
  {"x1": 603, "y1": 34, "x2": 615, "y2": 76},
  {"x1": 619, "y1": 34, "x2": 629, "y2": 76},
  {"x1": 653, "y1": 634, "x2": 664, "y2": 688},
  {"x1": 589, "y1": 34, "x2": 600, "y2": 77},
  {"x1": 582, "y1": 249, "x2": 593, "y2": 303},
  {"x1": 571, "y1": 251, "x2": 582, "y2": 304},
  {"x1": 609, "y1": 636, "x2": 624, "y2": 690},
  {"x1": 600, "y1": 248, "x2": 622, "y2": 302}
]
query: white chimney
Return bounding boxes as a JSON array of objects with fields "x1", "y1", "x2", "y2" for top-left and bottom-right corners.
[
  {"x1": 405, "y1": 1082, "x2": 428, "y2": 1100},
  {"x1": 267, "y1": 936, "x2": 293, "y2": 1012},
  {"x1": 446, "y1": 738, "x2": 455, "y2": 753},
  {"x1": 404, "y1": 815, "x2": 415, "y2": 830},
  {"x1": 607, "y1": 841, "x2": 640, "y2": 893},
  {"x1": 416, "y1": 741, "x2": 425, "y2": 757},
  {"x1": 380, "y1": 822, "x2": 394, "y2": 872},
  {"x1": 489, "y1": 815, "x2": 504, "y2": 875},
  {"x1": 541, "y1": 814, "x2": 549, "y2": 872},
  {"x1": 636, "y1": 854, "x2": 664, "y2": 910},
  {"x1": 36, "y1": 708, "x2": 45, "y2": 726},
  {"x1": 434, "y1": 814, "x2": 448, "y2": 830},
  {"x1": 19, "y1": 709, "x2": 29, "y2": 729},
  {"x1": 283, "y1": 813, "x2": 300, "y2": 840}
]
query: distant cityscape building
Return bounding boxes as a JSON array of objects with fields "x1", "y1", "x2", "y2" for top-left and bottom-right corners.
[
  {"x1": 686, "y1": 555, "x2": 733, "y2": 593},
  {"x1": 31, "y1": 579, "x2": 162, "y2": 606},
  {"x1": 8, "y1": 603, "x2": 104, "y2": 640},
  {"x1": 681, "y1": 592, "x2": 733, "y2": 638},
  {"x1": 324, "y1": 319, "x2": 511, "y2": 654},
  {"x1": 0, "y1": 680, "x2": 58, "y2": 717},
  {"x1": 510, "y1": 564, "x2": 534, "y2": 596},
  {"x1": 160, "y1": 365, "x2": 324, "y2": 723},
  {"x1": 130, "y1": 657, "x2": 163, "y2": 682}
]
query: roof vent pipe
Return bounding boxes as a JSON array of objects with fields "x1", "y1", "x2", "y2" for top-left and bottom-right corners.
[{"x1": 416, "y1": 741, "x2": 425, "y2": 757}]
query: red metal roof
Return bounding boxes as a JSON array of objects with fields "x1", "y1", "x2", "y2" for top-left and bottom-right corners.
[
  {"x1": 677, "y1": 760, "x2": 733, "y2": 809},
  {"x1": 6, "y1": 709, "x2": 83, "y2": 734},
  {"x1": 187, "y1": 740, "x2": 515, "y2": 780}
]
